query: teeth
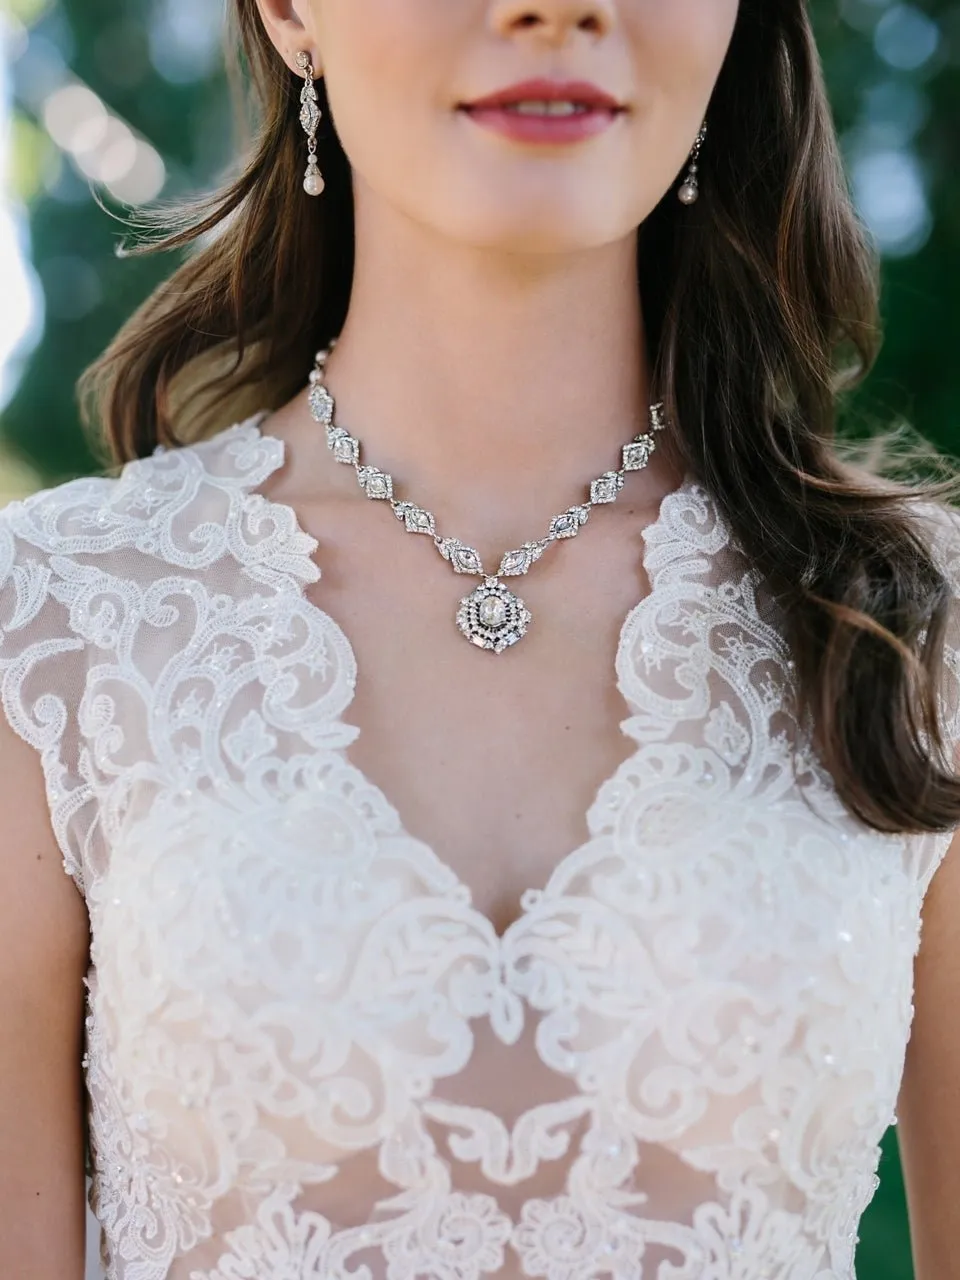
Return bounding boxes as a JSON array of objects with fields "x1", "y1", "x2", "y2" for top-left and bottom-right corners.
[{"x1": 507, "y1": 100, "x2": 586, "y2": 116}]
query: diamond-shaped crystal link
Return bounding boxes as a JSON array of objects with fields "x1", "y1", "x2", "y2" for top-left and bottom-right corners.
[
  {"x1": 406, "y1": 509, "x2": 435, "y2": 534},
  {"x1": 499, "y1": 545, "x2": 529, "y2": 576},
  {"x1": 331, "y1": 433, "x2": 359, "y2": 465},
  {"x1": 308, "y1": 384, "x2": 334, "y2": 426},
  {"x1": 590, "y1": 472, "x2": 624, "y2": 504},
  {"x1": 622, "y1": 435, "x2": 655, "y2": 471},
  {"x1": 453, "y1": 548, "x2": 482, "y2": 574},
  {"x1": 499, "y1": 543, "x2": 543, "y2": 576},
  {"x1": 394, "y1": 502, "x2": 436, "y2": 535},
  {"x1": 500, "y1": 552, "x2": 529, "y2": 575},
  {"x1": 439, "y1": 539, "x2": 484, "y2": 575},
  {"x1": 358, "y1": 467, "x2": 393, "y2": 500}
]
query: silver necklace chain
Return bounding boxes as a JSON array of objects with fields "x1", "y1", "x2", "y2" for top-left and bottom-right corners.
[{"x1": 306, "y1": 340, "x2": 667, "y2": 653}]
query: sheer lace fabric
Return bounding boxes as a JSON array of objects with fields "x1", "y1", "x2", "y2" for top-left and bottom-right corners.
[{"x1": 0, "y1": 416, "x2": 957, "y2": 1280}]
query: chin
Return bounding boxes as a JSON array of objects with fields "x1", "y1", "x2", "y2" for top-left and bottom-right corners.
[{"x1": 429, "y1": 197, "x2": 632, "y2": 257}]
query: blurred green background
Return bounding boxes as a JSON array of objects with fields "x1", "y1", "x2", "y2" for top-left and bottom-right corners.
[{"x1": 0, "y1": 1, "x2": 955, "y2": 1277}]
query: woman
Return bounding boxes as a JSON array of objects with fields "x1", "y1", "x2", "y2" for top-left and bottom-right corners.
[{"x1": 2, "y1": 0, "x2": 959, "y2": 1276}]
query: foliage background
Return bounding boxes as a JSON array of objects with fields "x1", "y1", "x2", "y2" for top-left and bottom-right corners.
[{"x1": 1, "y1": 1, "x2": 957, "y2": 1276}]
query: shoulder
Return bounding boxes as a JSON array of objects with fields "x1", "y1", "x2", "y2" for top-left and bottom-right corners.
[
  {"x1": 0, "y1": 417, "x2": 316, "y2": 590},
  {"x1": 0, "y1": 418, "x2": 277, "y2": 549},
  {"x1": 0, "y1": 417, "x2": 301, "y2": 894}
]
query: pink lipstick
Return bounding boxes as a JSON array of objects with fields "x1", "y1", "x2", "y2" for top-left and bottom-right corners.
[{"x1": 459, "y1": 78, "x2": 625, "y2": 145}]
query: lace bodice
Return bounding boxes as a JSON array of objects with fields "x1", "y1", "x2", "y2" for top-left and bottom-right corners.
[{"x1": 1, "y1": 416, "x2": 957, "y2": 1280}]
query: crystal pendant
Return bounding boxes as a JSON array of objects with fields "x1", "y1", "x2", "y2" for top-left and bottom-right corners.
[
  {"x1": 300, "y1": 85, "x2": 321, "y2": 136},
  {"x1": 456, "y1": 578, "x2": 531, "y2": 653}
]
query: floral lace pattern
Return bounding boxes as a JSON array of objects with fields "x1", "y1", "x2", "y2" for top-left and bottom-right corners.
[{"x1": 0, "y1": 415, "x2": 956, "y2": 1280}]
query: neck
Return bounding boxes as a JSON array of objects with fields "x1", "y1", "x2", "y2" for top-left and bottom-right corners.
[{"x1": 319, "y1": 191, "x2": 672, "y2": 531}]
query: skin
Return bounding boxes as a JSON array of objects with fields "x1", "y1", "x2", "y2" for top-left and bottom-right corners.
[
  {"x1": 246, "y1": 0, "x2": 738, "y2": 939},
  {"x1": 244, "y1": 37, "x2": 960, "y2": 1279},
  {"x1": 302, "y1": 0, "x2": 732, "y2": 256},
  {"x1": 253, "y1": 0, "x2": 739, "y2": 519}
]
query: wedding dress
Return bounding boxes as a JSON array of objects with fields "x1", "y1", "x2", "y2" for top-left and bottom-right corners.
[{"x1": 1, "y1": 414, "x2": 956, "y2": 1280}]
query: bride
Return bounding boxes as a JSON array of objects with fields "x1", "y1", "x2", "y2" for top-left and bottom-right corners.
[{"x1": 2, "y1": 1, "x2": 959, "y2": 1277}]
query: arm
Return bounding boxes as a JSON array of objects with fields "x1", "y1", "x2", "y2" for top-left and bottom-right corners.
[
  {"x1": 0, "y1": 709, "x2": 91, "y2": 1278},
  {"x1": 896, "y1": 822, "x2": 960, "y2": 1280}
]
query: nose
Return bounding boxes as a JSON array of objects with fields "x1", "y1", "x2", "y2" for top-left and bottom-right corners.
[{"x1": 488, "y1": 0, "x2": 614, "y2": 43}]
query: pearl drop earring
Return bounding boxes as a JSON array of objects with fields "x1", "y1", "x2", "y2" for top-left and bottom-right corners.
[
  {"x1": 296, "y1": 51, "x2": 325, "y2": 197},
  {"x1": 678, "y1": 122, "x2": 707, "y2": 206}
]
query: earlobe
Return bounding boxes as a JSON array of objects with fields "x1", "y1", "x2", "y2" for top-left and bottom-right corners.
[{"x1": 252, "y1": 0, "x2": 321, "y2": 76}]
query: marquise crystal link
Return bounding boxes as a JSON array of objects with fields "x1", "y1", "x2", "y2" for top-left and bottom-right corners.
[
  {"x1": 550, "y1": 506, "x2": 590, "y2": 540},
  {"x1": 394, "y1": 502, "x2": 436, "y2": 536},
  {"x1": 499, "y1": 542, "x2": 546, "y2": 577},
  {"x1": 439, "y1": 539, "x2": 484, "y2": 575},
  {"x1": 306, "y1": 343, "x2": 668, "y2": 653},
  {"x1": 358, "y1": 466, "x2": 393, "y2": 500}
]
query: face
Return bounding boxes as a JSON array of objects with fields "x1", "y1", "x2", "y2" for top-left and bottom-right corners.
[{"x1": 261, "y1": 0, "x2": 739, "y2": 254}]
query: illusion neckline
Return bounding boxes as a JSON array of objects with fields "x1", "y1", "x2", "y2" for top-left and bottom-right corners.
[{"x1": 236, "y1": 408, "x2": 702, "y2": 943}]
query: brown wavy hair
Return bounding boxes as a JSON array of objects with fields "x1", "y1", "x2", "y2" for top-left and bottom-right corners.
[{"x1": 77, "y1": 0, "x2": 960, "y2": 836}]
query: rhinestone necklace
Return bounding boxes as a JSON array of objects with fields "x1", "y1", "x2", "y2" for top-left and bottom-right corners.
[{"x1": 306, "y1": 341, "x2": 667, "y2": 654}]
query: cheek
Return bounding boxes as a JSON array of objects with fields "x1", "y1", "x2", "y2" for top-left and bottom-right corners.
[
  {"x1": 627, "y1": 0, "x2": 739, "y2": 104},
  {"x1": 317, "y1": 0, "x2": 461, "y2": 183},
  {"x1": 314, "y1": 0, "x2": 740, "y2": 250},
  {"x1": 619, "y1": 0, "x2": 738, "y2": 203}
]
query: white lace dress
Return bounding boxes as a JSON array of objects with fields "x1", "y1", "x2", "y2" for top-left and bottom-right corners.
[{"x1": 1, "y1": 415, "x2": 957, "y2": 1280}]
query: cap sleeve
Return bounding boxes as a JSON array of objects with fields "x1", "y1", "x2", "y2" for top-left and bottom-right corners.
[{"x1": 0, "y1": 478, "x2": 115, "y2": 899}]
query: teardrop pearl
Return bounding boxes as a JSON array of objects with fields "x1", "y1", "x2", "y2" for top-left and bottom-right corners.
[
  {"x1": 304, "y1": 171, "x2": 325, "y2": 196},
  {"x1": 678, "y1": 181, "x2": 699, "y2": 205}
]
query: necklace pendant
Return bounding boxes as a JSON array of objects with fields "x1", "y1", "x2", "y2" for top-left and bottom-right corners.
[{"x1": 456, "y1": 577, "x2": 532, "y2": 653}]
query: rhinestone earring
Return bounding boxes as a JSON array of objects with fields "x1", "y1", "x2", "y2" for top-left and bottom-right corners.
[
  {"x1": 296, "y1": 51, "x2": 324, "y2": 197},
  {"x1": 678, "y1": 122, "x2": 707, "y2": 206}
]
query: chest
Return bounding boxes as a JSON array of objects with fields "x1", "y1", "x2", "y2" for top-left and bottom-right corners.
[
  {"x1": 77, "y1": 446, "x2": 930, "y2": 1269},
  {"x1": 297, "y1": 488, "x2": 658, "y2": 934}
]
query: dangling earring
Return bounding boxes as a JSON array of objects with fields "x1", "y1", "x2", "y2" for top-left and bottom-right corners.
[
  {"x1": 296, "y1": 51, "x2": 325, "y2": 196},
  {"x1": 678, "y1": 122, "x2": 707, "y2": 206}
]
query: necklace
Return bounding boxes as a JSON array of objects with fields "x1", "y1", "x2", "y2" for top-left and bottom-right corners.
[{"x1": 306, "y1": 341, "x2": 668, "y2": 654}]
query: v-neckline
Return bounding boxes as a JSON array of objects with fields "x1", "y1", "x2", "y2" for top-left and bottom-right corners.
[{"x1": 240, "y1": 410, "x2": 699, "y2": 942}]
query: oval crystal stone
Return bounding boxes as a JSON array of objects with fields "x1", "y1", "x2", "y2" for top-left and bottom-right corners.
[{"x1": 479, "y1": 595, "x2": 507, "y2": 628}]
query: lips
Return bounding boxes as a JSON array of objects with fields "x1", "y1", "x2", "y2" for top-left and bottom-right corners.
[
  {"x1": 460, "y1": 78, "x2": 624, "y2": 114},
  {"x1": 458, "y1": 78, "x2": 625, "y2": 145}
]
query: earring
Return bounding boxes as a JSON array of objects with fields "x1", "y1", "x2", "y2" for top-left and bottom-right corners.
[
  {"x1": 296, "y1": 50, "x2": 325, "y2": 197},
  {"x1": 678, "y1": 122, "x2": 707, "y2": 206}
]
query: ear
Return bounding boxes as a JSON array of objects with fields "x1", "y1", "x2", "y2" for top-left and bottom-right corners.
[{"x1": 253, "y1": 0, "x2": 323, "y2": 76}]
